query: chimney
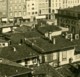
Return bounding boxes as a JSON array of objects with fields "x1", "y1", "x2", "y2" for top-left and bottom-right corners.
[
  {"x1": 75, "y1": 34, "x2": 79, "y2": 40},
  {"x1": 70, "y1": 33, "x2": 73, "y2": 41},
  {"x1": 16, "y1": 70, "x2": 18, "y2": 72},
  {"x1": 48, "y1": 32, "x2": 51, "y2": 40},
  {"x1": 52, "y1": 38, "x2": 56, "y2": 45},
  {"x1": 13, "y1": 47, "x2": 16, "y2": 52},
  {"x1": 24, "y1": 38, "x2": 27, "y2": 41},
  {"x1": 9, "y1": 40, "x2": 12, "y2": 45}
]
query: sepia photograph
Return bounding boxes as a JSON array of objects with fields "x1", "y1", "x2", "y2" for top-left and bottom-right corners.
[{"x1": 0, "y1": 0, "x2": 80, "y2": 77}]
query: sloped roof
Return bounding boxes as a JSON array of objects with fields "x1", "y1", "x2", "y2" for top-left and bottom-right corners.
[
  {"x1": 0, "y1": 44, "x2": 39, "y2": 61},
  {"x1": 37, "y1": 25, "x2": 61, "y2": 34},
  {"x1": 33, "y1": 63, "x2": 62, "y2": 77},
  {"x1": 26, "y1": 36, "x2": 75, "y2": 54},
  {"x1": 0, "y1": 58, "x2": 31, "y2": 77}
]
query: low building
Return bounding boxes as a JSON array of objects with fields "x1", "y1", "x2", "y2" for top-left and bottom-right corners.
[
  {"x1": 33, "y1": 63, "x2": 62, "y2": 77},
  {"x1": 25, "y1": 36, "x2": 75, "y2": 67},
  {"x1": 0, "y1": 44, "x2": 39, "y2": 67},
  {"x1": 3, "y1": 30, "x2": 43, "y2": 44},
  {"x1": 37, "y1": 25, "x2": 62, "y2": 40},
  {"x1": 0, "y1": 58, "x2": 32, "y2": 77},
  {"x1": 56, "y1": 64, "x2": 79, "y2": 77}
]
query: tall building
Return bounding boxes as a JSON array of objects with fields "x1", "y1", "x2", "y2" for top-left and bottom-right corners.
[
  {"x1": 0, "y1": 0, "x2": 7, "y2": 18},
  {"x1": 38, "y1": 0, "x2": 50, "y2": 19},
  {"x1": 0, "y1": 0, "x2": 80, "y2": 21},
  {"x1": 51, "y1": 0, "x2": 63, "y2": 13},
  {"x1": 8, "y1": 0, "x2": 26, "y2": 19},
  {"x1": 25, "y1": 0, "x2": 39, "y2": 21},
  {"x1": 8, "y1": 0, "x2": 39, "y2": 21},
  {"x1": 56, "y1": 6, "x2": 80, "y2": 37},
  {"x1": 62, "y1": 0, "x2": 80, "y2": 8}
]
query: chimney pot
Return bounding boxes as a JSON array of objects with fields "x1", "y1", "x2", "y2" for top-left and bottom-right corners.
[
  {"x1": 13, "y1": 47, "x2": 16, "y2": 52},
  {"x1": 52, "y1": 38, "x2": 56, "y2": 44}
]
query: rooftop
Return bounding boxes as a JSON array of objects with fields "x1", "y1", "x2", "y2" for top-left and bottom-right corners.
[
  {"x1": 4, "y1": 30, "x2": 42, "y2": 44},
  {"x1": 0, "y1": 62, "x2": 31, "y2": 77},
  {"x1": 14, "y1": 26, "x2": 32, "y2": 33},
  {"x1": 56, "y1": 64, "x2": 78, "y2": 77},
  {"x1": 0, "y1": 44, "x2": 39, "y2": 61},
  {"x1": 56, "y1": 64, "x2": 80, "y2": 77},
  {"x1": 26, "y1": 36, "x2": 75, "y2": 54},
  {"x1": 33, "y1": 63, "x2": 62, "y2": 77},
  {"x1": 37, "y1": 25, "x2": 61, "y2": 34}
]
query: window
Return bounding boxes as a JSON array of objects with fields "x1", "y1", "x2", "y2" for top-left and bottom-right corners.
[
  {"x1": 45, "y1": 54, "x2": 53, "y2": 62},
  {"x1": 14, "y1": 11, "x2": 17, "y2": 17},
  {"x1": 15, "y1": 6, "x2": 17, "y2": 10},
  {"x1": 10, "y1": 12, "x2": 13, "y2": 17},
  {"x1": 10, "y1": 7, "x2": 12, "y2": 11},
  {"x1": 32, "y1": 3, "x2": 34, "y2": 5},
  {"x1": 3, "y1": 43, "x2": 5, "y2": 46},
  {"x1": 35, "y1": 12, "x2": 37, "y2": 14},
  {"x1": 10, "y1": 0, "x2": 12, "y2": 3},
  {"x1": 33, "y1": 59, "x2": 36, "y2": 63},
  {"x1": 19, "y1": 5, "x2": 21, "y2": 9},
  {"x1": 32, "y1": 7, "x2": 34, "y2": 10},
  {"x1": 19, "y1": 11, "x2": 22, "y2": 16},
  {"x1": 53, "y1": 53, "x2": 57, "y2": 60},
  {"x1": 75, "y1": 55, "x2": 80, "y2": 59},
  {"x1": 32, "y1": 12, "x2": 34, "y2": 14},
  {"x1": 23, "y1": 11, "x2": 26, "y2": 15},
  {"x1": 62, "y1": 51, "x2": 67, "y2": 61}
]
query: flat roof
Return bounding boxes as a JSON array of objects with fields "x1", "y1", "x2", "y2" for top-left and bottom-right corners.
[{"x1": 0, "y1": 64, "x2": 31, "y2": 77}]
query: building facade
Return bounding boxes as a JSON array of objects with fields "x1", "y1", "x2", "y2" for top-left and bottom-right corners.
[
  {"x1": 0, "y1": 0, "x2": 80, "y2": 22},
  {"x1": 0, "y1": 0, "x2": 7, "y2": 18},
  {"x1": 56, "y1": 6, "x2": 80, "y2": 36},
  {"x1": 63, "y1": 0, "x2": 80, "y2": 8},
  {"x1": 8, "y1": 0, "x2": 39, "y2": 21},
  {"x1": 8, "y1": 0, "x2": 26, "y2": 19}
]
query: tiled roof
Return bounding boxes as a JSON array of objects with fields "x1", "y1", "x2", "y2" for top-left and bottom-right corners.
[
  {"x1": 26, "y1": 36, "x2": 75, "y2": 53},
  {"x1": 0, "y1": 44, "x2": 39, "y2": 61},
  {"x1": 37, "y1": 25, "x2": 61, "y2": 34},
  {"x1": 24, "y1": 30, "x2": 43, "y2": 39},
  {"x1": 21, "y1": 21, "x2": 36, "y2": 26},
  {"x1": 33, "y1": 63, "x2": 62, "y2": 77},
  {"x1": 56, "y1": 64, "x2": 75, "y2": 77},
  {"x1": 4, "y1": 30, "x2": 42, "y2": 44},
  {"x1": 0, "y1": 63, "x2": 31, "y2": 77},
  {"x1": 14, "y1": 26, "x2": 31, "y2": 33}
]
